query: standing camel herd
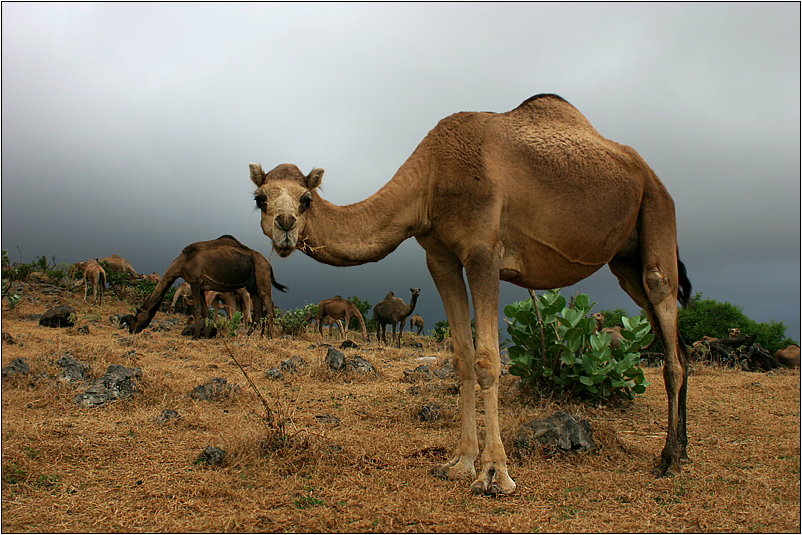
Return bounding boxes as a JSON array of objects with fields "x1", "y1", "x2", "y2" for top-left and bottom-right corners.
[{"x1": 53, "y1": 94, "x2": 797, "y2": 497}]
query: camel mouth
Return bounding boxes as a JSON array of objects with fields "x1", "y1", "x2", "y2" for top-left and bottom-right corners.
[{"x1": 274, "y1": 246, "x2": 295, "y2": 258}]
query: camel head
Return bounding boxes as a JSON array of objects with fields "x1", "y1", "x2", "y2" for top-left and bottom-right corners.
[{"x1": 249, "y1": 163, "x2": 325, "y2": 258}]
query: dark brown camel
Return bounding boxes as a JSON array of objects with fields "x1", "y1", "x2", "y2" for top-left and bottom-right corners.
[
  {"x1": 373, "y1": 288, "x2": 420, "y2": 346},
  {"x1": 130, "y1": 235, "x2": 287, "y2": 338}
]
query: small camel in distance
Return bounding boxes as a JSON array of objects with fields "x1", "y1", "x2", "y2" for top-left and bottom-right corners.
[
  {"x1": 82, "y1": 259, "x2": 106, "y2": 306},
  {"x1": 409, "y1": 314, "x2": 424, "y2": 335},
  {"x1": 130, "y1": 235, "x2": 287, "y2": 338},
  {"x1": 100, "y1": 254, "x2": 141, "y2": 280},
  {"x1": 373, "y1": 288, "x2": 420, "y2": 346},
  {"x1": 314, "y1": 296, "x2": 369, "y2": 341}
]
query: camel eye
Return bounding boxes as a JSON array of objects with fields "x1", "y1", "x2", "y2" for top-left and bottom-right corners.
[
  {"x1": 299, "y1": 192, "x2": 312, "y2": 213},
  {"x1": 254, "y1": 193, "x2": 267, "y2": 210}
]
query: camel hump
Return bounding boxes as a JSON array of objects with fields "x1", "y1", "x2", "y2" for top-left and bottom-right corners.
[
  {"x1": 518, "y1": 93, "x2": 569, "y2": 108},
  {"x1": 216, "y1": 234, "x2": 243, "y2": 245}
]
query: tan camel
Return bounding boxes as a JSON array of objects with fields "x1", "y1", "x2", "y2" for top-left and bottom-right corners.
[
  {"x1": 170, "y1": 282, "x2": 192, "y2": 312},
  {"x1": 590, "y1": 312, "x2": 625, "y2": 350},
  {"x1": 205, "y1": 288, "x2": 253, "y2": 324},
  {"x1": 82, "y1": 259, "x2": 106, "y2": 306},
  {"x1": 373, "y1": 288, "x2": 420, "y2": 346},
  {"x1": 409, "y1": 314, "x2": 424, "y2": 335},
  {"x1": 774, "y1": 344, "x2": 800, "y2": 368},
  {"x1": 248, "y1": 93, "x2": 691, "y2": 495},
  {"x1": 143, "y1": 272, "x2": 161, "y2": 283},
  {"x1": 68, "y1": 261, "x2": 90, "y2": 280},
  {"x1": 100, "y1": 254, "x2": 141, "y2": 279},
  {"x1": 314, "y1": 296, "x2": 369, "y2": 341},
  {"x1": 130, "y1": 235, "x2": 287, "y2": 338}
]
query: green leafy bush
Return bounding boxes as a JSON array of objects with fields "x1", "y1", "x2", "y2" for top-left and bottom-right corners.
[
  {"x1": 504, "y1": 289, "x2": 652, "y2": 403},
  {"x1": 677, "y1": 292, "x2": 795, "y2": 354},
  {"x1": 275, "y1": 304, "x2": 318, "y2": 337}
]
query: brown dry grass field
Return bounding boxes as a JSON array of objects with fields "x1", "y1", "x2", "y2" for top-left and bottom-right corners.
[{"x1": 2, "y1": 285, "x2": 800, "y2": 533}]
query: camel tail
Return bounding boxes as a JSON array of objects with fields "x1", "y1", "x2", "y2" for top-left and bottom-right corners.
[
  {"x1": 677, "y1": 249, "x2": 691, "y2": 309},
  {"x1": 270, "y1": 265, "x2": 288, "y2": 293},
  {"x1": 130, "y1": 258, "x2": 182, "y2": 333}
]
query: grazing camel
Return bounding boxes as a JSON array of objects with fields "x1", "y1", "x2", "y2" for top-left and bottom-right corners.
[
  {"x1": 205, "y1": 288, "x2": 253, "y2": 324},
  {"x1": 774, "y1": 344, "x2": 800, "y2": 369},
  {"x1": 130, "y1": 235, "x2": 287, "y2": 338},
  {"x1": 373, "y1": 289, "x2": 420, "y2": 346},
  {"x1": 249, "y1": 93, "x2": 691, "y2": 495},
  {"x1": 82, "y1": 259, "x2": 106, "y2": 306},
  {"x1": 68, "y1": 261, "x2": 90, "y2": 281},
  {"x1": 314, "y1": 296, "x2": 369, "y2": 341},
  {"x1": 409, "y1": 314, "x2": 425, "y2": 335},
  {"x1": 100, "y1": 254, "x2": 141, "y2": 279},
  {"x1": 590, "y1": 312, "x2": 626, "y2": 350},
  {"x1": 143, "y1": 272, "x2": 161, "y2": 283},
  {"x1": 170, "y1": 282, "x2": 192, "y2": 313}
]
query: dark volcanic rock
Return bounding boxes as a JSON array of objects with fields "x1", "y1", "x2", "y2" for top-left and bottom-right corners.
[
  {"x1": 325, "y1": 347, "x2": 346, "y2": 371},
  {"x1": 38, "y1": 305, "x2": 76, "y2": 328},
  {"x1": 2, "y1": 358, "x2": 29, "y2": 379},
  {"x1": 74, "y1": 365, "x2": 142, "y2": 408},
  {"x1": 512, "y1": 411, "x2": 597, "y2": 457}
]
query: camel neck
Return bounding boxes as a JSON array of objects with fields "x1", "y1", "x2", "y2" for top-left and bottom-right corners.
[{"x1": 301, "y1": 155, "x2": 430, "y2": 266}]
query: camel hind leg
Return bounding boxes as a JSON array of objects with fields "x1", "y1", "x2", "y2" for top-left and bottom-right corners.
[{"x1": 608, "y1": 204, "x2": 690, "y2": 476}]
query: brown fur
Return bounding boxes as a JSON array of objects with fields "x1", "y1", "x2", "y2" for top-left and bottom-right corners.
[
  {"x1": 313, "y1": 296, "x2": 368, "y2": 341},
  {"x1": 100, "y1": 254, "x2": 140, "y2": 279},
  {"x1": 130, "y1": 235, "x2": 287, "y2": 338},
  {"x1": 774, "y1": 344, "x2": 800, "y2": 369},
  {"x1": 409, "y1": 314, "x2": 424, "y2": 335},
  {"x1": 82, "y1": 259, "x2": 106, "y2": 306},
  {"x1": 249, "y1": 93, "x2": 691, "y2": 495}
]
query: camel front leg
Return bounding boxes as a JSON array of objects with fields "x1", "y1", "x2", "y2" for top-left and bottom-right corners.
[
  {"x1": 463, "y1": 244, "x2": 516, "y2": 496},
  {"x1": 190, "y1": 285, "x2": 207, "y2": 339},
  {"x1": 422, "y1": 246, "x2": 479, "y2": 483}
]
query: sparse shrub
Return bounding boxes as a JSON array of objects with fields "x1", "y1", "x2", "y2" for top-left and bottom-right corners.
[
  {"x1": 275, "y1": 304, "x2": 318, "y2": 337},
  {"x1": 504, "y1": 289, "x2": 652, "y2": 403}
]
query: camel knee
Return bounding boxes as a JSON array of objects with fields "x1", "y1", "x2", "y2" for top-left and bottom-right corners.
[
  {"x1": 473, "y1": 350, "x2": 499, "y2": 390},
  {"x1": 645, "y1": 265, "x2": 671, "y2": 304}
]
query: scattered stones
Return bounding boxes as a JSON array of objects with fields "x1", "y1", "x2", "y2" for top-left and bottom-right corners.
[
  {"x1": 116, "y1": 337, "x2": 135, "y2": 347},
  {"x1": 74, "y1": 365, "x2": 142, "y2": 408},
  {"x1": 512, "y1": 411, "x2": 597, "y2": 458},
  {"x1": 340, "y1": 340, "x2": 359, "y2": 349},
  {"x1": 154, "y1": 409, "x2": 180, "y2": 425},
  {"x1": 2, "y1": 332, "x2": 16, "y2": 345},
  {"x1": 325, "y1": 348, "x2": 346, "y2": 371},
  {"x1": 38, "y1": 305, "x2": 76, "y2": 328},
  {"x1": 57, "y1": 354, "x2": 91, "y2": 383},
  {"x1": 432, "y1": 362, "x2": 454, "y2": 379},
  {"x1": 195, "y1": 446, "x2": 226, "y2": 467},
  {"x1": 77, "y1": 324, "x2": 90, "y2": 334},
  {"x1": 189, "y1": 377, "x2": 240, "y2": 401},
  {"x1": 2, "y1": 358, "x2": 29, "y2": 379},
  {"x1": 418, "y1": 403, "x2": 442, "y2": 422},
  {"x1": 280, "y1": 356, "x2": 307, "y2": 373}
]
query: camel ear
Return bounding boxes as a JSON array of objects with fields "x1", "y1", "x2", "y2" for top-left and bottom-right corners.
[
  {"x1": 249, "y1": 163, "x2": 266, "y2": 187},
  {"x1": 306, "y1": 168, "x2": 324, "y2": 189}
]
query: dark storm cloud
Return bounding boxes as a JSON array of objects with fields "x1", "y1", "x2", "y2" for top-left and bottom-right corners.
[{"x1": 2, "y1": 3, "x2": 799, "y2": 340}]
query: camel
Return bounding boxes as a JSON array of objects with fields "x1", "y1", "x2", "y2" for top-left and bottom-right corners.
[
  {"x1": 373, "y1": 288, "x2": 420, "y2": 346},
  {"x1": 82, "y1": 259, "x2": 106, "y2": 306},
  {"x1": 130, "y1": 235, "x2": 287, "y2": 338},
  {"x1": 314, "y1": 296, "x2": 369, "y2": 341},
  {"x1": 774, "y1": 344, "x2": 800, "y2": 369},
  {"x1": 170, "y1": 282, "x2": 192, "y2": 312},
  {"x1": 100, "y1": 254, "x2": 141, "y2": 279},
  {"x1": 68, "y1": 261, "x2": 90, "y2": 280},
  {"x1": 143, "y1": 272, "x2": 161, "y2": 283},
  {"x1": 590, "y1": 312, "x2": 626, "y2": 350},
  {"x1": 248, "y1": 93, "x2": 691, "y2": 495},
  {"x1": 205, "y1": 288, "x2": 253, "y2": 324},
  {"x1": 409, "y1": 314, "x2": 425, "y2": 335}
]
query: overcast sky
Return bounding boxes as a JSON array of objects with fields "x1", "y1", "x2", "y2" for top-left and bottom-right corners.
[{"x1": 2, "y1": 2, "x2": 799, "y2": 341}]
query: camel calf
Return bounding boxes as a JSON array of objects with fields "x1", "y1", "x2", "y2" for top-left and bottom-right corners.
[{"x1": 130, "y1": 235, "x2": 287, "y2": 338}]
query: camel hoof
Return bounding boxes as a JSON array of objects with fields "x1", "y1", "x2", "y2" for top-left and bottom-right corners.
[
  {"x1": 653, "y1": 459, "x2": 682, "y2": 478},
  {"x1": 430, "y1": 457, "x2": 476, "y2": 481},
  {"x1": 469, "y1": 466, "x2": 516, "y2": 496}
]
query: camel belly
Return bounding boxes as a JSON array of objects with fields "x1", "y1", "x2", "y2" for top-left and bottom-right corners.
[{"x1": 499, "y1": 245, "x2": 606, "y2": 289}]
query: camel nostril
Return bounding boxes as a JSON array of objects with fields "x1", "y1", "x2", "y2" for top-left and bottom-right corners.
[{"x1": 274, "y1": 214, "x2": 297, "y2": 232}]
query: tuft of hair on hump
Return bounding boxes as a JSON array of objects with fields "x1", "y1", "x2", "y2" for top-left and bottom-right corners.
[{"x1": 518, "y1": 93, "x2": 570, "y2": 108}]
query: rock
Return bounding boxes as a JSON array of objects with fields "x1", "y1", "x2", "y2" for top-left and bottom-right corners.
[
  {"x1": 512, "y1": 411, "x2": 597, "y2": 457},
  {"x1": 25, "y1": 314, "x2": 42, "y2": 322},
  {"x1": 181, "y1": 323, "x2": 218, "y2": 338},
  {"x1": 189, "y1": 377, "x2": 240, "y2": 401},
  {"x1": 154, "y1": 409, "x2": 180, "y2": 425},
  {"x1": 280, "y1": 356, "x2": 307, "y2": 373},
  {"x1": 403, "y1": 364, "x2": 432, "y2": 382},
  {"x1": 77, "y1": 324, "x2": 90, "y2": 334},
  {"x1": 2, "y1": 332, "x2": 17, "y2": 345},
  {"x1": 418, "y1": 403, "x2": 441, "y2": 422},
  {"x1": 74, "y1": 365, "x2": 142, "y2": 407},
  {"x1": 315, "y1": 413, "x2": 340, "y2": 425},
  {"x1": 264, "y1": 367, "x2": 283, "y2": 380},
  {"x1": 56, "y1": 354, "x2": 91, "y2": 383},
  {"x1": 2, "y1": 358, "x2": 29, "y2": 379},
  {"x1": 347, "y1": 355, "x2": 375, "y2": 374},
  {"x1": 325, "y1": 347, "x2": 346, "y2": 371},
  {"x1": 38, "y1": 305, "x2": 76, "y2": 328},
  {"x1": 117, "y1": 314, "x2": 136, "y2": 329},
  {"x1": 340, "y1": 340, "x2": 359, "y2": 349},
  {"x1": 195, "y1": 446, "x2": 226, "y2": 467}
]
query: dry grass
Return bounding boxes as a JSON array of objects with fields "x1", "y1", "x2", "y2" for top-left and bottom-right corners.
[{"x1": 2, "y1": 286, "x2": 800, "y2": 533}]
